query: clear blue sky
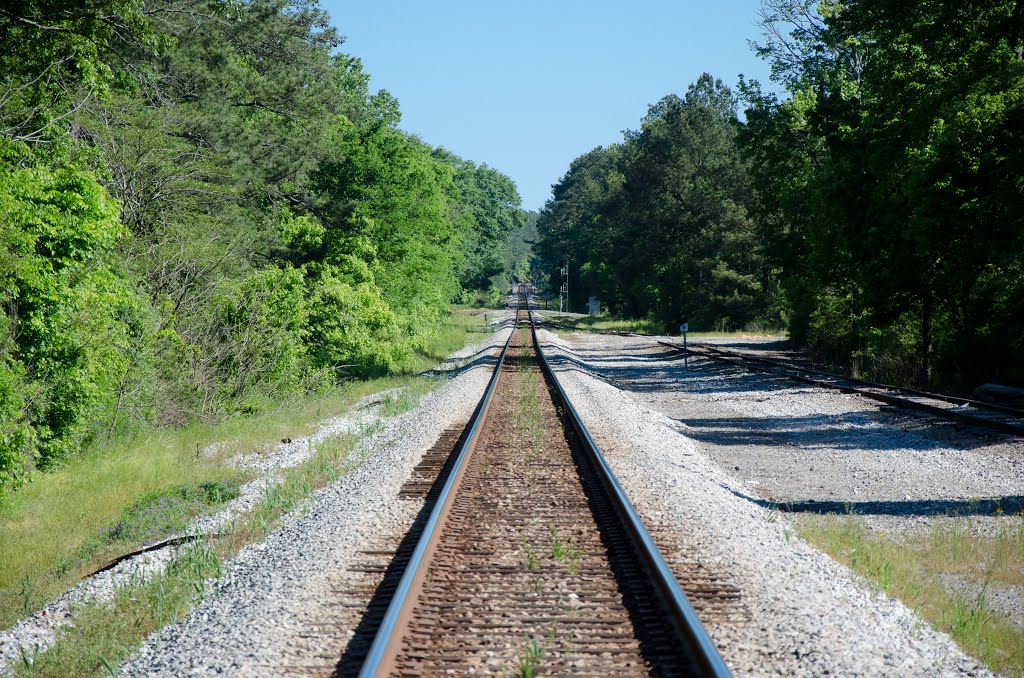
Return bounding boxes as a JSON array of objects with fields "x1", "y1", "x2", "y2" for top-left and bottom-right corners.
[{"x1": 321, "y1": 1, "x2": 776, "y2": 210}]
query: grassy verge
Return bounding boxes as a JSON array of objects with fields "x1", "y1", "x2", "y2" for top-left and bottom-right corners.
[
  {"x1": 14, "y1": 540, "x2": 223, "y2": 676},
  {"x1": 546, "y1": 315, "x2": 663, "y2": 335},
  {"x1": 0, "y1": 383, "x2": 396, "y2": 630},
  {"x1": 0, "y1": 443, "x2": 239, "y2": 630},
  {"x1": 0, "y1": 309, "x2": 491, "y2": 632},
  {"x1": 798, "y1": 515, "x2": 1024, "y2": 676},
  {"x1": 15, "y1": 429, "x2": 366, "y2": 676}
]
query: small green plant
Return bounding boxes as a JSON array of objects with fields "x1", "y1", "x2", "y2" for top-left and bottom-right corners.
[
  {"x1": 513, "y1": 627, "x2": 557, "y2": 678},
  {"x1": 515, "y1": 637, "x2": 544, "y2": 678},
  {"x1": 99, "y1": 655, "x2": 118, "y2": 677},
  {"x1": 549, "y1": 525, "x2": 565, "y2": 560},
  {"x1": 19, "y1": 573, "x2": 34, "y2": 615},
  {"x1": 548, "y1": 525, "x2": 582, "y2": 575},
  {"x1": 19, "y1": 645, "x2": 37, "y2": 670},
  {"x1": 524, "y1": 539, "x2": 539, "y2": 571},
  {"x1": 566, "y1": 547, "x2": 582, "y2": 575},
  {"x1": 950, "y1": 586, "x2": 990, "y2": 638},
  {"x1": 878, "y1": 559, "x2": 893, "y2": 590}
]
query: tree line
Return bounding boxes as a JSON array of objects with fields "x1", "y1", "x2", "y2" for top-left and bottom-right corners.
[
  {"x1": 0, "y1": 0, "x2": 525, "y2": 495},
  {"x1": 537, "y1": 74, "x2": 781, "y2": 333},
  {"x1": 537, "y1": 0, "x2": 1024, "y2": 393}
]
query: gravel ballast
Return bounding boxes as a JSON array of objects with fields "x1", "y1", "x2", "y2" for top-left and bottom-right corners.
[
  {"x1": 6, "y1": 310, "x2": 1014, "y2": 675},
  {"x1": 0, "y1": 390, "x2": 405, "y2": 673},
  {"x1": 0, "y1": 315, "x2": 512, "y2": 677},
  {"x1": 537, "y1": 327, "x2": 998, "y2": 677},
  {"x1": 549, "y1": 329, "x2": 1024, "y2": 533},
  {"x1": 116, "y1": 318, "x2": 513, "y2": 676}
]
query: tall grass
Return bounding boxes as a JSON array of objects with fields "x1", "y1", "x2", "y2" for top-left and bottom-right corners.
[
  {"x1": 14, "y1": 541, "x2": 223, "y2": 677},
  {"x1": 400, "y1": 311, "x2": 486, "y2": 374},
  {"x1": 0, "y1": 384, "x2": 396, "y2": 629},
  {"x1": 0, "y1": 438, "x2": 237, "y2": 630},
  {"x1": 798, "y1": 515, "x2": 1024, "y2": 676}
]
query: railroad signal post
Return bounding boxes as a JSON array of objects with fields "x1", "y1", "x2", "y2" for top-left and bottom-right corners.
[{"x1": 680, "y1": 322, "x2": 689, "y2": 367}]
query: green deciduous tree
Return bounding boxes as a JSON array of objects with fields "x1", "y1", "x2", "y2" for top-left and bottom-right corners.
[
  {"x1": 0, "y1": 159, "x2": 152, "y2": 476},
  {"x1": 0, "y1": 0, "x2": 526, "y2": 498},
  {"x1": 537, "y1": 74, "x2": 782, "y2": 331},
  {"x1": 742, "y1": 0, "x2": 1024, "y2": 388}
]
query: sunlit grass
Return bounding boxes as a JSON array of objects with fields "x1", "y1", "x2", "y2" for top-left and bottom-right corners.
[
  {"x1": 0, "y1": 309, "x2": 492, "y2": 631},
  {"x1": 13, "y1": 540, "x2": 224, "y2": 677},
  {"x1": 798, "y1": 515, "x2": 1024, "y2": 676},
  {"x1": 15, "y1": 424, "x2": 370, "y2": 676},
  {"x1": 0, "y1": 439, "x2": 236, "y2": 630},
  {"x1": 377, "y1": 379, "x2": 439, "y2": 417},
  {"x1": 0, "y1": 382, "x2": 389, "y2": 630},
  {"x1": 400, "y1": 310, "x2": 487, "y2": 374}
]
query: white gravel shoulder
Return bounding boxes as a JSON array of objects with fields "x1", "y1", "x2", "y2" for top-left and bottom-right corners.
[
  {"x1": 0, "y1": 390, "x2": 395, "y2": 673},
  {"x1": 116, "y1": 315, "x2": 512, "y2": 675},
  {"x1": 114, "y1": 318, "x2": 512, "y2": 676},
  {"x1": 537, "y1": 328, "x2": 993, "y2": 677},
  {"x1": 0, "y1": 313, "x2": 513, "y2": 676}
]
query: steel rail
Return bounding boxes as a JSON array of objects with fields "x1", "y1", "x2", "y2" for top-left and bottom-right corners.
[
  {"x1": 357, "y1": 297, "x2": 732, "y2": 676},
  {"x1": 356, "y1": 302, "x2": 521, "y2": 678},
  {"x1": 530, "y1": 305, "x2": 733, "y2": 678},
  {"x1": 659, "y1": 340, "x2": 1024, "y2": 436}
]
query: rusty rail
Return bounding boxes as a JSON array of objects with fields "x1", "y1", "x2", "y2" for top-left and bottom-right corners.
[
  {"x1": 530, "y1": 307, "x2": 731, "y2": 676},
  {"x1": 356, "y1": 303, "x2": 519, "y2": 677},
  {"x1": 357, "y1": 297, "x2": 731, "y2": 676}
]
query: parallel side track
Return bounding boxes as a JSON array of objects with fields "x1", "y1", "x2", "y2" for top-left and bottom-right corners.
[
  {"x1": 657, "y1": 340, "x2": 1024, "y2": 437},
  {"x1": 534, "y1": 316, "x2": 1024, "y2": 435}
]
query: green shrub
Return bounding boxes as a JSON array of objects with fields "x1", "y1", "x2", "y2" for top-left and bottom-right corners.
[
  {"x1": 806, "y1": 290, "x2": 861, "y2": 369},
  {"x1": 859, "y1": 311, "x2": 924, "y2": 387},
  {"x1": 306, "y1": 265, "x2": 407, "y2": 377},
  {"x1": 211, "y1": 267, "x2": 310, "y2": 407},
  {"x1": 0, "y1": 159, "x2": 154, "y2": 491}
]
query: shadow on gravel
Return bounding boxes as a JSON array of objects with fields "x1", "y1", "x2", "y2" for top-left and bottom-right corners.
[
  {"x1": 539, "y1": 344, "x2": 995, "y2": 451},
  {"x1": 712, "y1": 339, "x2": 792, "y2": 351},
  {"x1": 539, "y1": 343, "x2": 793, "y2": 396},
  {"x1": 332, "y1": 509, "x2": 430, "y2": 677},
  {"x1": 673, "y1": 413, "x2": 991, "y2": 451},
  {"x1": 729, "y1": 488, "x2": 1024, "y2": 517},
  {"x1": 417, "y1": 347, "x2": 501, "y2": 379}
]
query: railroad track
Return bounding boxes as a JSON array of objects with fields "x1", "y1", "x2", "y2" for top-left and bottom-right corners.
[
  {"x1": 657, "y1": 341, "x2": 1024, "y2": 437},
  {"x1": 352, "y1": 298, "x2": 731, "y2": 677}
]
